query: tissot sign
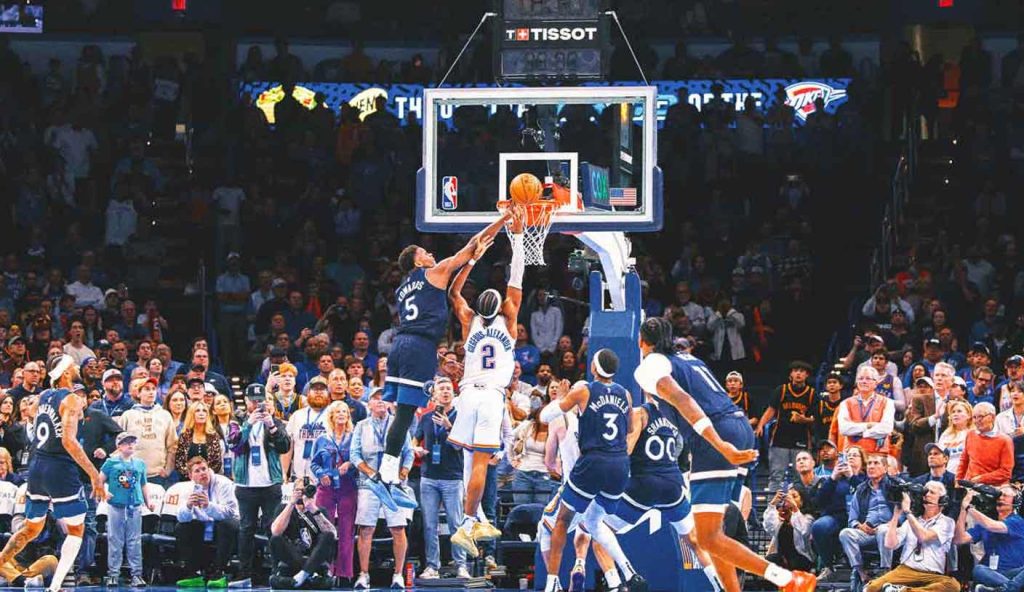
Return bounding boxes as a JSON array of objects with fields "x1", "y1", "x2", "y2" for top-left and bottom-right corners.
[{"x1": 505, "y1": 25, "x2": 600, "y2": 42}]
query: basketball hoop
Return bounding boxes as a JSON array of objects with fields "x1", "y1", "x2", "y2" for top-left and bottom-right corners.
[{"x1": 496, "y1": 199, "x2": 558, "y2": 266}]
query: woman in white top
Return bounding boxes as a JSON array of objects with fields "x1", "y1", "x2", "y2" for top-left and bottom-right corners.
[
  {"x1": 511, "y1": 395, "x2": 557, "y2": 504},
  {"x1": 937, "y1": 399, "x2": 974, "y2": 475}
]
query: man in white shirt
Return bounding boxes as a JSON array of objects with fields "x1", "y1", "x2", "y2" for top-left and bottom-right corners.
[
  {"x1": 174, "y1": 457, "x2": 241, "y2": 588},
  {"x1": 63, "y1": 318, "x2": 97, "y2": 365},
  {"x1": 66, "y1": 266, "x2": 105, "y2": 310},
  {"x1": 863, "y1": 482, "x2": 958, "y2": 592},
  {"x1": 995, "y1": 382, "x2": 1024, "y2": 438},
  {"x1": 212, "y1": 179, "x2": 245, "y2": 253},
  {"x1": 283, "y1": 377, "x2": 331, "y2": 481},
  {"x1": 529, "y1": 289, "x2": 563, "y2": 356}
]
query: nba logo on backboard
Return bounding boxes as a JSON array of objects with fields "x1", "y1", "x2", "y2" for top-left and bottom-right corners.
[{"x1": 442, "y1": 176, "x2": 458, "y2": 210}]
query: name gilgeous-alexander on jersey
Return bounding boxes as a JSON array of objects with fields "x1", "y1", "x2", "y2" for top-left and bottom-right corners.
[{"x1": 462, "y1": 315, "x2": 515, "y2": 389}]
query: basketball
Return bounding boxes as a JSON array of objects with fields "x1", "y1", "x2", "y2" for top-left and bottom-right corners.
[{"x1": 509, "y1": 173, "x2": 543, "y2": 204}]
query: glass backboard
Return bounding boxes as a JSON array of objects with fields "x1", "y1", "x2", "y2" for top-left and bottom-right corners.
[{"x1": 416, "y1": 85, "x2": 662, "y2": 233}]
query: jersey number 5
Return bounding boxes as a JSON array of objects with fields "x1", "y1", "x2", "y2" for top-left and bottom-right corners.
[
  {"x1": 403, "y1": 296, "x2": 419, "y2": 321},
  {"x1": 481, "y1": 344, "x2": 495, "y2": 369}
]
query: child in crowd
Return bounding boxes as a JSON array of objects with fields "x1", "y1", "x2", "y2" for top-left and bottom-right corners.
[{"x1": 100, "y1": 431, "x2": 155, "y2": 588}]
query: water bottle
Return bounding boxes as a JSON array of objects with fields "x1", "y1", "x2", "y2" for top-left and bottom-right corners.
[{"x1": 404, "y1": 562, "x2": 414, "y2": 588}]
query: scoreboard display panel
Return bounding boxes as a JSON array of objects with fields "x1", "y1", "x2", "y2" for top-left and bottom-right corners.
[{"x1": 494, "y1": 0, "x2": 610, "y2": 82}]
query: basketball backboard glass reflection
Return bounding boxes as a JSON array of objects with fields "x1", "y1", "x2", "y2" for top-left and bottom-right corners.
[{"x1": 416, "y1": 85, "x2": 662, "y2": 233}]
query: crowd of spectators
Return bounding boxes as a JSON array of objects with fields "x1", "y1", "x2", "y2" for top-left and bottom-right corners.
[{"x1": 0, "y1": 24, "x2": 1022, "y2": 592}]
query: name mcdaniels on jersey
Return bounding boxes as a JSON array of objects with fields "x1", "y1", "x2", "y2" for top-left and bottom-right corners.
[
  {"x1": 466, "y1": 326, "x2": 514, "y2": 352},
  {"x1": 588, "y1": 394, "x2": 629, "y2": 415},
  {"x1": 37, "y1": 402, "x2": 64, "y2": 439},
  {"x1": 396, "y1": 281, "x2": 425, "y2": 303}
]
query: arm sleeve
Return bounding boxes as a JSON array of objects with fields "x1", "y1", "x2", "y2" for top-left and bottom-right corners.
[
  {"x1": 271, "y1": 420, "x2": 292, "y2": 453},
  {"x1": 730, "y1": 309, "x2": 745, "y2": 330},
  {"x1": 350, "y1": 424, "x2": 365, "y2": 467},
  {"x1": 400, "y1": 433, "x2": 414, "y2": 470},
  {"x1": 956, "y1": 434, "x2": 970, "y2": 482},
  {"x1": 837, "y1": 401, "x2": 866, "y2": 436},
  {"x1": 847, "y1": 490, "x2": 860, "y2": 527},
  {"x1": 633, "y1": 353, "x2": 672, "y2": 394},
  {"x1": 508, "y1": 233, "x2": 525, "y2": 290},
  {"x1": 863, "y1": 400, "x2": 895, "y2": 439}
]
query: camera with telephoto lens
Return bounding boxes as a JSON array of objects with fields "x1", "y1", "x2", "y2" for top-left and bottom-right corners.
[
  {"x1": 885, "y1": 476, "x2": 927, "y2": 515},
  {"x1": 300, "y1": 476, "x2": 318, "y2": 500},
  {"x1": 959, "y1": 480, "x2": 1001, "y2": 520}
]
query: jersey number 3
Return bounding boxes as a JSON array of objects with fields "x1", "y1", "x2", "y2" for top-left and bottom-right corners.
[
  {"x1": 602, "y1": 413, "x2": 619, "y2": 441},
  {"x1": 481, "y1": 344, "x2": 495, "y2": 369}
]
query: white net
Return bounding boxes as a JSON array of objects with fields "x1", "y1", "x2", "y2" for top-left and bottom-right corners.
[{"x1": 499, "y1": 201, "x2": 556, "y2": 266}]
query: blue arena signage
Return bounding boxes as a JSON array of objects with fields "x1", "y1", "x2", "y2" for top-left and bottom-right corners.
[{"x1": 240, "y1": 78, "x2": 851, "y2": 127}]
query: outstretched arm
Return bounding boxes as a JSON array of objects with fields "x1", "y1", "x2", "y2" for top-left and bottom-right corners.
[
  {"x1": 635, "y1": 354, "x2": 757, "y2": 466},
  {"x1": 427, "y1": 210, "x2": 511, "y2": 288},
  {"x1": 540, "y1": 379, "x2": 587, "y2": 423},
  {"x1": 449, "y1": 235, "x2": 495, "y2": 340},
  {"x1": 503, "y1": 212, "x2": 525, "y2": 334}
]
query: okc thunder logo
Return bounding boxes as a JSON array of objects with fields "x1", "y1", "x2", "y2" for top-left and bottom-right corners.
[{"x1": 784, "y1": 82, "x2": 847, "y2": 121}]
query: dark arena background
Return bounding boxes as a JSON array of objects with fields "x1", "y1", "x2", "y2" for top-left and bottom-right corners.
[{"x1": 0, "y1": 1, "x2": 1023, "y2": 592}]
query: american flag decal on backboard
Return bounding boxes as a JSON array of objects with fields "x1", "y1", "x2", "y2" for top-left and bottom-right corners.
[{"x1": 609, "y1": 187, "x2": 637, "y2": 206}]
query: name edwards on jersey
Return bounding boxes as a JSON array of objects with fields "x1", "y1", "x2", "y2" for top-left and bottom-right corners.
[
  {"x1": 588, "y1": 393, "x2": 629, "y2": 415},
  {"x1": 396, "y1": 280, "x2": 425, "y2": 303},
  {"x1": 466, "y1": 326, "x2": 514, "y2": 353}
]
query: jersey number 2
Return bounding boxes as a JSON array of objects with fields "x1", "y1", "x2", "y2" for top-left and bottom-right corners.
[
  {"x1": 481, "y1": 344, "x2": 495, "y2": 369},
  {"x1": 403, "y1": 296, "x2": 419, "y2": 321}
]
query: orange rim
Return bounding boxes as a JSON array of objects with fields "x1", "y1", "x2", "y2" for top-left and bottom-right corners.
[{"x1": 497, "y1": 199, "x2": 558, "y2": 227}]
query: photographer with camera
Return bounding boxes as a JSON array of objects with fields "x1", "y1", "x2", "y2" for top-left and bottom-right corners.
[
  {"x1": 763, "y1": 488, "x2": 814, "y2": 572},
  {"x1": 267, "y1": 478, "x2": 338, "y2": 589},
  {"x1": 864, "y1": 481, "x2": 958, "y2": 592},
  {"x1": 953, "y1": 484, "x2": 1024, "y2": 592}
]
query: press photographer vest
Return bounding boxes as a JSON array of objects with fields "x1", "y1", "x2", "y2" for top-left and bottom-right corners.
[{"x1": 839, "y1": 394, "x2": 890, "y2": 454}]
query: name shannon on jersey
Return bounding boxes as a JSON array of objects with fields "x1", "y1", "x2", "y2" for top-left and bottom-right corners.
[{"x1": 646, "y1": 416, "x2": 678, "y2": 436}]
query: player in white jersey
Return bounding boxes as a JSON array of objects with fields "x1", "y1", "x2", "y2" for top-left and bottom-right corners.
[{"x1": 448, "y1": 213, "x2": 525, "y2": 556}]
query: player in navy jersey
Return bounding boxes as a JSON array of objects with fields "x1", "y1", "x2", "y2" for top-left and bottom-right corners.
[
  {"x1": 372, "y1": 211, "x2": 510, "y2": 511},
  {"x1": 0, "y1": 355, "x2": 106, "y2": 592},
  {"x1": 606, "y1": 392, "x2": 724, "y2": 592},
  {"x1": 634, "y1": 317, "x2": 816, "y2": 592},
  {"x1": 538, "y1": 349, "x2": 645, "y2": 592}
]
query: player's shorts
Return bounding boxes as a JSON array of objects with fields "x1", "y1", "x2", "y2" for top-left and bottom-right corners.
[
  {"x1": 383, "y1": 334, "x2": 438, "y2": 408},
  {"x1": 615, "y1": 472, "x2": 692, "y2": 528},
  {"x1": 356, "y1": 487, "x2": 413, "y2": 528},
  {"x1": 562, "y1": 452, "x2": 629, "y2": 514},
  {"x1": 26, "y1": 456, "x2": 86, "y2": 520},
  {"x1": 537, "y1": 484, "x2": 584, "y2": 552},
  {"x1": 448, "y1": 384, "x2": 505, "y2": 453},
  {"x1": 689, "y1": 411, "x2": 755, "y2": 514}
]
